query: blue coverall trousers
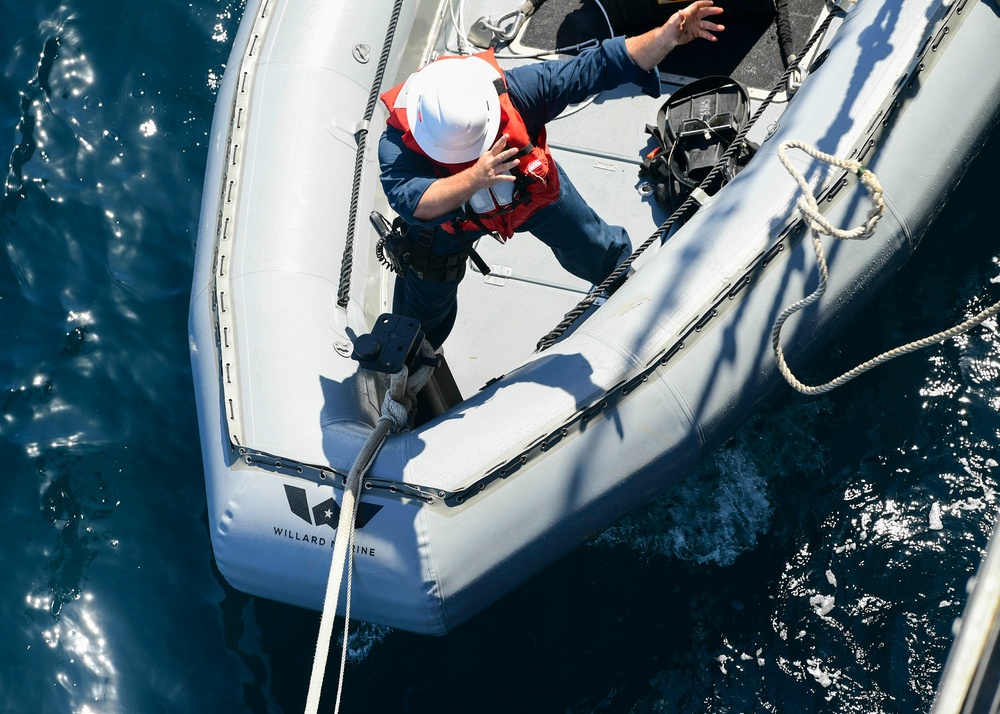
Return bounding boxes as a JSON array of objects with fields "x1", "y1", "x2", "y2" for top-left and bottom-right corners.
[{"x1": 392, "y1": 165, "x2": 632, "y2": 349}]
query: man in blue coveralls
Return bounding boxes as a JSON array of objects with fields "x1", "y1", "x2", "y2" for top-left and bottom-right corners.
[{"x1": 378, "y1": 1, "x2": 725, "y2": 348}]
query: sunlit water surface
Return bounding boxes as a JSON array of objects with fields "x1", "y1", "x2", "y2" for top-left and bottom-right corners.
[{"x1": 1, "y1": 1, "x2": 998, "y2": 712}]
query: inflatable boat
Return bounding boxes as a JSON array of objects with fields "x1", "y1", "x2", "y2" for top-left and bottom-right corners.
[{"x1": 189, "y1": 0, "x2": 1000, "y2": 634}]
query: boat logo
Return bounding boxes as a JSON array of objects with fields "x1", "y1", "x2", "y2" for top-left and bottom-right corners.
[{"x1": 283, "y1": 485, "x2": 383, "y2": 529}]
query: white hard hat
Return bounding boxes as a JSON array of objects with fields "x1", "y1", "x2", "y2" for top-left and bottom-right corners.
[{"x1": 401, "y1": 55, "x2": 503, "y2": 165}]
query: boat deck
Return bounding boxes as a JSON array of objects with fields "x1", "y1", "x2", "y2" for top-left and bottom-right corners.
[{"x1": 414, "y1": 0, "x2": 827, "y2": 397}]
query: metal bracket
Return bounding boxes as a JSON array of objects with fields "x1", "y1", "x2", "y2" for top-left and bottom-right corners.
[{"x1": 484, "y1": 265, "x2": 513, "y2": 286}]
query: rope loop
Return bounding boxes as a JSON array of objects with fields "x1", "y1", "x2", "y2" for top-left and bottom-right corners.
[
  {"x1": 381, "y1": 340, "x2": 439, "y2": 431},
  {"x1": 777, "y1": 139, "x2": 886, "y2": 242},
  {"x1": 773, "y1": 140, "x2": 1000, "y2": 395}
]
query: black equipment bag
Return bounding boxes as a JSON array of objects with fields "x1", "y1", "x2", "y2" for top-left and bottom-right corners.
[{"x1": 640, "y1": 75, "x2": 757, "y2": 212}]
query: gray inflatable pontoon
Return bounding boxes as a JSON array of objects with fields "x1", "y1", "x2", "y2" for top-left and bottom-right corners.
[{"x1": 189, "y1": 0, "x2": 1000, "y2": 634}]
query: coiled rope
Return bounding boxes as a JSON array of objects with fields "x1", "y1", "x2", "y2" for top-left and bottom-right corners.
[
  {"x1": 304, "y1": 342, "x2": 438, "y2": 714},
  {"x1": 336, "y1": 0, "x2": 406, "y2": 309},
  {"x1": 779, "y1": 139, "x2": 885, "y2": 239},
  {"x1": 772, "y1": 140, "x2": 1000, "y2": 395}
]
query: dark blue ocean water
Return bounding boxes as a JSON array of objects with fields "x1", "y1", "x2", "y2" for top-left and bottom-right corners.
[{"x1": 2, "y1": 1, "x2": 998, "y2": 712}]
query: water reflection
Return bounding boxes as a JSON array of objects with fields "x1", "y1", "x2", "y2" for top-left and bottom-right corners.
[
  {"x1": 581, "y1": 258, "x2": 1000, "y2": 711},
  {"x1": 26, "y1": 591, "x2": 118, "y2": 711},
  {"x1": 2, "y1": 1, "x2": 250, "y2": 712}
]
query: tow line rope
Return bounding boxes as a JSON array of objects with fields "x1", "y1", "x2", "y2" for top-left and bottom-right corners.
[
  {"x1": 773, "y1": 140, "x2": 1000, "y2": 395},
  {"x1": 304, "y1": 343, "x2": 438, "y2": 714}
]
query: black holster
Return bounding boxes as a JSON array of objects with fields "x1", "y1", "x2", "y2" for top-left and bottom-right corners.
[{"x1": 372, "y1": 212, "x2": 469, "y2": 283}]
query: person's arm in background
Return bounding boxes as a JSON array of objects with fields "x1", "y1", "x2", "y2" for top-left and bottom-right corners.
[
  {"x1": 626, "y1": 0, "x2": 724, "y2": 71},
  {"x1": 506, "y1": 0, "x2": 724, "y2": 132}
]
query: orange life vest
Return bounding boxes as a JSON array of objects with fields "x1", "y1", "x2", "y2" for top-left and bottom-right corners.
[{"x1": 380, "y1": 49, "x2": 561, "y2": 241}]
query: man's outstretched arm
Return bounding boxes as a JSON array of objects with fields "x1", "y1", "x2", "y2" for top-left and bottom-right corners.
[{"x1": 625, "y1": 0, "x2": 725, "y2": 71}]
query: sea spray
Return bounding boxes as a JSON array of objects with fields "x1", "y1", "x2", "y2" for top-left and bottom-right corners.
[
  {"x1": 340, "y1": 623, "x2": 390, "y2": 664},
  {"x1": 593, "y1": 397, "x2": 830, "y2": 566}
]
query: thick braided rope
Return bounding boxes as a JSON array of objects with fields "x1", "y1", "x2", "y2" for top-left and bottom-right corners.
[
  {"x1": 306, "y1": 342, "x2": 438, "y2": 714},
  {"x1": 336, "y1": 0, "x2": 406, "y2": 309},
  {"x1": 773, "y1": 140, "x2": 998, "y2": 395}
]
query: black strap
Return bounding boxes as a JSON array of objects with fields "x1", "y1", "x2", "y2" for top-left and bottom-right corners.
[
  {"x1": 451, "y1": 218, "x2": 493, "y2": 276},
  {"x1": 393, "y1": 216, "x2": 434, "y2": 248},
  {"x1": 492, "y1": 77, "x2": 508, "y2": 96}
]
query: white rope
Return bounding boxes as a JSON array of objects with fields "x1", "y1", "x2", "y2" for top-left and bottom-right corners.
[
  {"x1": 778, "y1": 139, "x2": 886, "y2": 240},
  {"x1": 773, "y1": 140, "x2": 1000, "y2": 395},
  {"x1": 304, "y1": 342, "x2": 438, "y2": 714}
]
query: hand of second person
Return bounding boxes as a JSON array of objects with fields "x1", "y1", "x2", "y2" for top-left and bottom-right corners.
[
  {"x1": 669, "y1": 0, "x2": 725, "y2": 46},
  {"x1": 624, "y1": 0, "x2": 724, "y2": 71}
]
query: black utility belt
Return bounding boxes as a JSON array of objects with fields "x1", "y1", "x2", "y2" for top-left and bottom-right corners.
[
  {"x1": 371, "y1": 212, "x2": 469, "y2": 283},
  {"x1": 403, "y1": 243, "x2": 469, "y2": 282}
]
